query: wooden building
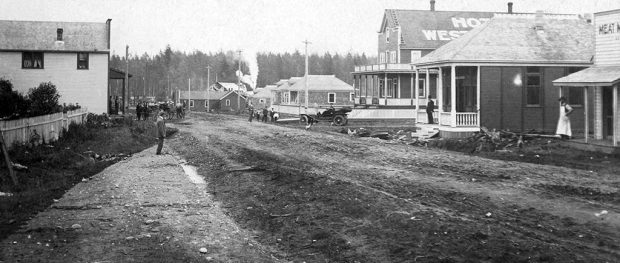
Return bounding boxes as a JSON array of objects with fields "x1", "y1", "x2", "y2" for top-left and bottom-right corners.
[
  {"x1": 272, "y1": 75, "x2": 354, "y2": 116},
  {"x1": 179, "y1": 90, "x2": 227, "y2": 112},
  {"x1": 414, "y1": 13, "x2": 594, "y2": 137},
  {"x1": 554, "y1": 9, "x2": 620, "y2": 147},
  {"x1": 351, "y1": 1, "x2": 502, "y2": 119},
  {"x1": 0, "y1": 19, "x2": 112, "y2": 114},
  {"x1": 249, "y1": 85, "x2": 277, "y2": 110}
]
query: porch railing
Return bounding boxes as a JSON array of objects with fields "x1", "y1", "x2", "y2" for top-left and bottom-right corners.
[
  {"x1": 440, "y1": 112, "x2": 452, "y2": 126},
  {"x1": 455, "y1": 112, "x2": 478, "y2": 127},
  {"x1": 354, "y1": 64, "x2": 413, "y2": 72}
]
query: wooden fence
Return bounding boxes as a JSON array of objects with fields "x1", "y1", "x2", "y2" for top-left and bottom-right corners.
[{"x1": 0, "y1": 108, "x2": 89, "y2": 149}]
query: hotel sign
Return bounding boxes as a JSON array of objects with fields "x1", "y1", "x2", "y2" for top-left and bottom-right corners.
[
  {"x1": 595, "y1": 10, "x2": 620, "y2": 66},
  {"x1": 422, "y1": 17, "x2": 490, "y2": 41}
]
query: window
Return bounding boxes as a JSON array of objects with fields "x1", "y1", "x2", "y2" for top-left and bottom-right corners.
[
  {"x1": 566, "y1": 87, "x2": 584, "y2": 106},
  {"x1": 22, "y1": 52, "x2": 44, "y2": 69},
  {"x1": 418, "y1": 78, "x2": 426, "y2": 97},
  {"x1": 525, "y1": 67, "x2": 542, "y2": 106},
  {"x1": 350, "y1": 93, "x2": 355, "y2": 102},
  {"x1": 190, "y1": 100, "x2": 195, "y2": 107},
  {"x1": 411, "y1": 51, "x2": 422, "y2": 62},
  {"x1": 290, "y1": 91, "x2": 298, "y2": 104},
  {"x1": 225, "y1": 99, "x2": 231, "y2": 106},
  {"x1": 379, "y1": 53, "x2": 386, "y2": 64},
  {"x1": 328, "y1": 93, "x2": 336, "y2": 103},
  {"x1": 77, "y1": 53, "x2": 89, "y2": 69},
  {"x1": 390, "y1": 51, "x2": 397, "y2": 63},
  {"x1": 282, "y1": 92, "x2": 289, "y2": 104},
  {"x1": 57, "y1": 28, "x2": 63, "y2": 41}
]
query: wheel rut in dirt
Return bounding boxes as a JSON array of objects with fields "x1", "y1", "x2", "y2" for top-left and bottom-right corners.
[{"x1": 170, "y1": 115, "x2": 620, "y2": 262}]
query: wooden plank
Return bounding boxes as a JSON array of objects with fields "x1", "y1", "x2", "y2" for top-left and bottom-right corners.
[{"x1": 0, "y1": 130, "x2": 18, "y2": 186}]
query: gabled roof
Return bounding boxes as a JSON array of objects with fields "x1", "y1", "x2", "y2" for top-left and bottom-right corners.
[
  {"x1": 288, "y1": 75, "x2": 353, "y2": 92},
  {"x1": 215, "y1": 82, "x2": 241, "y2": 91},
  {"x1": 252, "y1": 85, "x2": 276, "y2": 98},
  {"x1": 415, "y1": 13, "x2": 594, "y2": 66},
  {"x1": 275, "y1": 77, "x2": 302, "y2": 91},
  {"x1": 380, "y1": 9, "x2": 496, "y2": 50},
  {"x1": 553, "y1": 66, "x2": 620, "y2": 87},
  {"x1": 179, "y1": 90, "x2": 227, "y2": 100},
  {"x1": 220, "y1": 90, "x2": 248, "y2": 101},
  {"x1": 0, "y1": 20, "x2": 109, "y2": 52}
]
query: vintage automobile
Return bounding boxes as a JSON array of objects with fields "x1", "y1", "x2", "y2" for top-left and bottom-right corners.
[{"x1": 300, "y1": 106, "x2": 352, "y2": 126}]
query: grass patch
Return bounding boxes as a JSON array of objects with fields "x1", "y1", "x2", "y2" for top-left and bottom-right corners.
[{"x1": 0, "y1": 116, "x2": 176, "y2": 240}]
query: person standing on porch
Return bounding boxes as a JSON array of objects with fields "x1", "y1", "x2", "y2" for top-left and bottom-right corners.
[
  {"x1": 556, "y1": 97, "x2": 573, "y2": 140},
  {"x1": 426, "y1": 95, "x2": 435, "y2": 124}
]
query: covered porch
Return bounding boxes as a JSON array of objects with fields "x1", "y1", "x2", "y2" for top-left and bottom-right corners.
[
  {"x1": 415, "y1": 64, "x2": 480, "y2": 130},
  {"x1": 554, "y1": 66, "x2": 620, "y2": 147}
]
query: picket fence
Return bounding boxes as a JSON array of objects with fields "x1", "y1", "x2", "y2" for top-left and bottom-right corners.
[{"x1": 0, "y1": 108, "x2": 89, "y2": 149}]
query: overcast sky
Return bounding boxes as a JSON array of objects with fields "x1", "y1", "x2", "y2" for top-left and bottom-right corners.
[{"x1": 3, "y1": 0, "x2": 620, "y2": 56}]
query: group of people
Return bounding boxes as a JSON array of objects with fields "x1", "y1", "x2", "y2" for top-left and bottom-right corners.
[
  {"x1": 135, "y1": 101, "x2": 152, "y2": 121},
  {"x1": 248, "y1": 105, "x2": 278, "y2": 123},
  {"x1": 425, "y1": 95, "x2": 573, "y2": 139}
]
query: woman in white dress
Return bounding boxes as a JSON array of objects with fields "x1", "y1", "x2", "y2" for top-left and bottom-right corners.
[{"x1": 556, "y1": 96, "x2": 573, "y2": 140}]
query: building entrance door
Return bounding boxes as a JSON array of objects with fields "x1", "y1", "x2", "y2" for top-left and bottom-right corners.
[{"x1": 602, "y1": 86, "x2": 614, "y2": 139}]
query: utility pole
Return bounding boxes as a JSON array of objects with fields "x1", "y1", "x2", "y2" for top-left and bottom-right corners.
[
  {"x1": 188, "y1": 78, "x2": 191, "y2": 116},
  {"x1": 206, "y1": 65, "x2": 211, "y2": 112},
  {"x1": 142, "y1": 77, "x2": 145, "y2": 100},
  {"x1": 303, "y1": 40, "x2": 312, "y2": 110},
  {"x1": 236, "y1": 49, "x2": 242, "y2": 112},
  {"x1": 124, "y1": 45, "x2": 129, "y2": 114}
]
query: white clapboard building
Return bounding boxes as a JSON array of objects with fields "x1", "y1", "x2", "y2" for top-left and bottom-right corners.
[{"x1": 0, "y1": 19, "x2": 112, "y2": 114}]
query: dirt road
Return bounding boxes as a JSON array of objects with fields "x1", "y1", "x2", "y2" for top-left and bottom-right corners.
[
  {"x1": 171, "y1": 113, "x2": 619, "y2": 262},
  {"x1": 1, "y1": 146, "x2": 281, "y2": 262},
  {"x1": 2, "y1": 112, "x2": 619, "y2": 262}
]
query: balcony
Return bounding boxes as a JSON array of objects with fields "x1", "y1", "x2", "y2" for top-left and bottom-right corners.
[{"x1": 354, "y1": 63, "x2": 413, "y2": 73}]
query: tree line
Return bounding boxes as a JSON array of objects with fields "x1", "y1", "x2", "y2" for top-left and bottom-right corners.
[{"x1": 109, "y1": 45, "x2": 374, "y2": 101}]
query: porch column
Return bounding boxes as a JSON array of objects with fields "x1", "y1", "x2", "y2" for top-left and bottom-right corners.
[
  {"x1": 614, "y1": 85, "x2": 618, "y2": 146},
  {"x1": 398, "y1": 75, "x2": 401, "y2": 99},
  {"x1": 384, "y1": 73, "x2": 388, "y2": 105},
  {"x1": 438, "y1": 67, "x2": 443, "y2": 124},
  {"x1": 584, "y1": 86, "x2": 589, "y2": 143},
  {"x1": 476, "y1": 66, "x2": 481, "y2": 127},
  {"x1": 415, "y1": 70, "x2": 420, "y2": 122},
  {"x1": 411, "y1": 72, "x2": 414, "y2": 106},
  {"x1": 426, "y1": 69, "x2": 430, "y2": 124},
  {"x1": 451, "y1": 65, "x2": 457, "y2": 128},
  {"x1": 595, "y1": 86, "x2": 603, "y2": 140}
]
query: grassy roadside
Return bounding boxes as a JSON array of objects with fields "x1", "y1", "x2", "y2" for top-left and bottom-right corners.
[{"x1": 0, "y1": 116, "x2": 176, "y2": 240}]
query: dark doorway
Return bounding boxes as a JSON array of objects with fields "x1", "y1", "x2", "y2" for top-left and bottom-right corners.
[{"x1": 602, "y1": 87, "x2": 614, "y2": 139}]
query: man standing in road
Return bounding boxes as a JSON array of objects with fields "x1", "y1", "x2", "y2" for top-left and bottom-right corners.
[
  {"x1": 156, "y1": 110, "x2": 166, "y2": 155},
  {"x1": 426, "y1": 95, "x2": 435, "y2": 124}
]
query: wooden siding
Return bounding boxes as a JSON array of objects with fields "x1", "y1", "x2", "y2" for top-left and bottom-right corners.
[
  {"x1": 595, "y1": 11, "x2": 620, "y2": 66},
  {"x1": 0, "y1": 52, "x2": 108, "y2": 114},
  {"x1": 480, "y1": 66, "x2": 593, "y2": 133}
]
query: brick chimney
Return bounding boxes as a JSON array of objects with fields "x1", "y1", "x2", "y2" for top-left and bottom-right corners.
[
  {"x1": 508, "y1": 2, "x2": 513, "y2": 14},
  {"x1": 430, "y1": 0, "x2": 435, "y2": 11}
]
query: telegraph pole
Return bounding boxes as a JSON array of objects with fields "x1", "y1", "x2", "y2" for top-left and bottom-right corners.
[
  {"x1": 236, "y1": 49, "x2": 243, "y2": 112},
  {"x1": 303, "y1": 40, "x2": 311, "y2": 110},
  {"x1": 124, "y1": 45, "x2": 129, "y2": 114},
  {"x1": 206, "y1": 65, "x2": 211, "y2": 111},
  {"x1": 188, "y1": 78, "x2": 191, "y2": 115}
]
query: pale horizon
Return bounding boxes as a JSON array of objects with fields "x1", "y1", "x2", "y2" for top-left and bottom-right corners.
[{"x1": 2, "y1": 0, "x2": 620, "y2": 57}]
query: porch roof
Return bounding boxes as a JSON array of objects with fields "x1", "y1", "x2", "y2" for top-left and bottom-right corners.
[
  {"x1": 553, "y1": 66, "x2": 620, "y2": 87},
  {"x1": 288, "y1": 75, "x2": 353, "y2": 92},
  {"x1": 414, "y1": 13, "x2": 594, "y2": 67}
]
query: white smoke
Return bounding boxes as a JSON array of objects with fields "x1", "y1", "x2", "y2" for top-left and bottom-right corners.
[{"x1": 239, "y1": 49, "x2": 259, "y2": 90}]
